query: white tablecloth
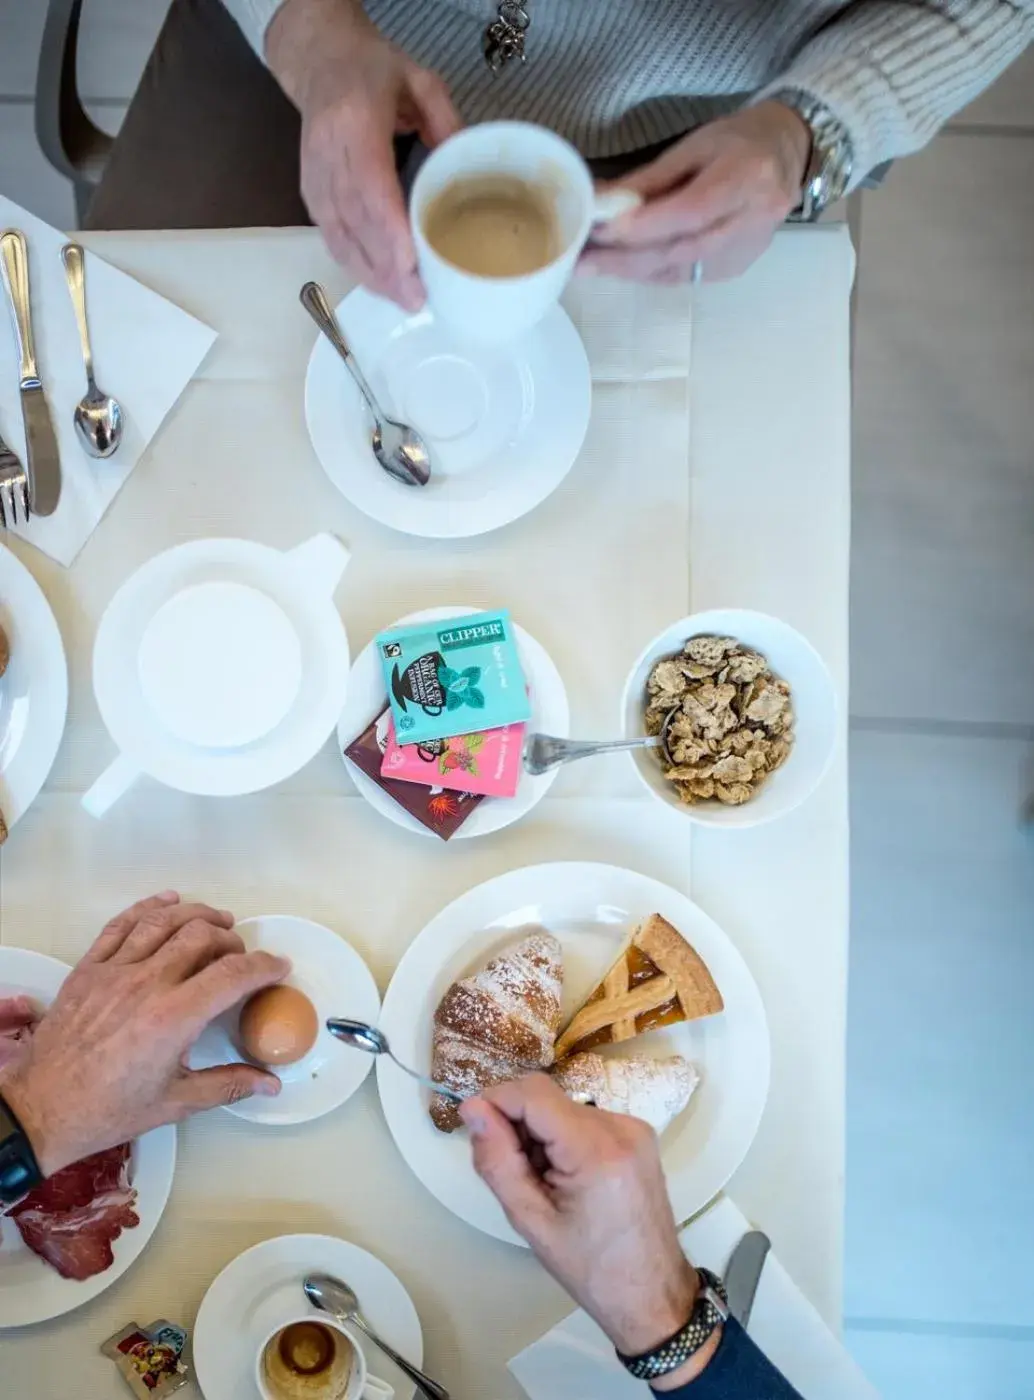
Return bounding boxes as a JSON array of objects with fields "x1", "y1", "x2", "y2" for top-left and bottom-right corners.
[{"x1": 0, "y1": 223, "x2": 853, "y2": 1399}]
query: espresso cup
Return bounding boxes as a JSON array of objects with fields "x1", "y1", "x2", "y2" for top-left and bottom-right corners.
[
  {"x1": 411, "y1": 121, "x2": 639, "y2": 345},
  {"x1": 255, "y1": 1313, "x2": 394, "y2": 1400}
]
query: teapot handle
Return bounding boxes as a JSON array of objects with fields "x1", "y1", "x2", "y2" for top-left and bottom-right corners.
[
  {"x1": 81, "y1": 753, "x2": 141, "y2": 818},
  {"x1": 286, "y1": 533, "x2": 350, "y2": 597}
]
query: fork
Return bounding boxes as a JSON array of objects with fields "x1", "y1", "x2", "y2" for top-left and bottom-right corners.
[{"x1": 0, "y1": 428, "x2": 30, "y2": 530}]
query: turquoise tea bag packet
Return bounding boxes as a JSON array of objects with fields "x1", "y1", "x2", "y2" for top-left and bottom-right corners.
[{"x1": 376, "y1": 610, "x2": 531, "y2": 745}]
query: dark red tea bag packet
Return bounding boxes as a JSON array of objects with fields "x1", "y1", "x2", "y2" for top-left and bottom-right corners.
[{"x1": 344, "y1": 709, "x2": 485, "y2": 840}]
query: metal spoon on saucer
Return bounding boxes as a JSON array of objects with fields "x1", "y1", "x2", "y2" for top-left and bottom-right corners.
[
  {"x1": 523, "y1": 704, "x2": 681, "y2": 776},
  {"x1": 299, "y1": 282, "x2": 431, "y2": 488},
  {"x1": 60, "y1": 243, "x2": 124, "y2": 458},
  {"x1": 304, "y1": 1273, "x2": 449, "y2": 1400},
  {"x1": 326, "y1": 1019, "x2": 462, "y2": 1102}
]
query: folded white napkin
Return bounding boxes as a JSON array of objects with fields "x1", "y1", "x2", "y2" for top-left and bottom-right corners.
[
  {"x1": 509, "y1": 1197, "x2": 880, "y2": 1400},
  {"x1": 0, "y1": 197, "x2": 216, "y2": 566}
]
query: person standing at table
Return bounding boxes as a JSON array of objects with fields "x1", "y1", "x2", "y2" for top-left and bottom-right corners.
[
  {"x1": 0, "y1": 894, "x2": 799, "y2": 1391},
  {"x1": 87, "y1": 0, "x2": 1032, "y2": 305}
]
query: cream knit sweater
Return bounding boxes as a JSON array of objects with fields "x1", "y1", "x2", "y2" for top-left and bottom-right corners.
[{"x1": 220, "y1": 0, "x2": 1032, "y2": 184}]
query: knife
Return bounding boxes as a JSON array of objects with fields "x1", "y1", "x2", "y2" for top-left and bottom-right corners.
[
  {"x1": 0, "y1": 230, "x2": 61, "y2": 516},
  {"x1": 724, "y1": 1229, "x2": 771, "y2": 1328}
]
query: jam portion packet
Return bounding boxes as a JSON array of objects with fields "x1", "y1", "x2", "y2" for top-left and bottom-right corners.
[
  {"x1": 376, "y1": 610, "x2": 530, "y2": 746},
  {"x1": 345, "y1": 709, "x2": 485, "y2": 840},
  {"x1": 381, "y1": 711, "x2": 524, "y2": 799},
  {"x1": 102, "y1": 1318, "x2": 190, "y2": 1399}
]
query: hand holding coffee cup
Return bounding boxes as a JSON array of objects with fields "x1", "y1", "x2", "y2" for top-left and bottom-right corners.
[
  {"x1": 411, "y1": 121, "x2": 639, "y2": 344},
  {"x1": 256, "y1": 1315, "x2": 394, "y2": 1400}
]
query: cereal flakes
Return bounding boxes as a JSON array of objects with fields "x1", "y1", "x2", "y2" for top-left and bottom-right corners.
[{"x1": 645, "y1": 635, "x2": 794, "y2": 807}]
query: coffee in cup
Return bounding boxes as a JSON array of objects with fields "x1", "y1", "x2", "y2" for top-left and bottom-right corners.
[
  {"x1": 412, "y1": 121, "x2": 640, "y2": 345},
  {"x1": 260, "y1": 1321, "x2": 352, "y2": 1400},
  {"x1": 422, "y1": 174, "x2": 561, "y2": 279},
  {"x1": 255, "y1": 1313, "x2": 394, "y2": 1400}
]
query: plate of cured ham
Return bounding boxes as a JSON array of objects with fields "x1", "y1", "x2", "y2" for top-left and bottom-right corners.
[{"x1": 0, "y1": 948, "x2": 176, "y2": 1326}]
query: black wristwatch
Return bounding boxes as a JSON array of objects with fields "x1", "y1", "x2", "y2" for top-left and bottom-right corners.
[
  {"x1": 0, "y1": 1089, "x2": 44, "y2": 1205},
  {"x1": 616, "y1": 1268, "x2": 729, "y2": 1382}
]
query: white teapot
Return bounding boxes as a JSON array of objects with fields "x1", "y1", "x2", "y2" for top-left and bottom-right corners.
[{"x1": 83, "y1": 533, "x2": 350, "y2": 817}]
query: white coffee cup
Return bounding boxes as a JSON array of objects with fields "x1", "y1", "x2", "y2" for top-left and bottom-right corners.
[
  {"x1": 255, "y1": 1312, "x2": 394, "y2": 1400},
  {"x1": 411, "y1": 120, "x2": 639, "y2": 345}
]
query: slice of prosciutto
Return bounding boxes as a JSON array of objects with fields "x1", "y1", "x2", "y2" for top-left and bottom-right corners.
[
  {"x1": 0, "y1": 996, "x2": 138, "y2": 1282},
  {"x1": 8, "y1": 1143, "x2": 139, "y2": 1281}
]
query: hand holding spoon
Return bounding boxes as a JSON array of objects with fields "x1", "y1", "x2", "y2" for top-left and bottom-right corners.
[
  {"x1": 300, "y1": 282, "x2": 431, "y2": 488},
  {"x1": 61, "y1": 244, "x2": 124, "y2": 458},
  {"x1": 304, "y1": 1273, "x2": 449, "y2": 1400},
  {"x1": 523, "y1": 704, "x2": 680, "y2": 776}
]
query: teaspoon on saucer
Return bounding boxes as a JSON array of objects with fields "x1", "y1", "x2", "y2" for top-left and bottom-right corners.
[
  {"x1": 300, "y1": 282, "x2": 431, "y2": 488},
  {"x1": 304, "y1": 1273, "x2": 450, "y2": 1400},
  {"x1": 326, "y1": 1019, "x2": 462, "y2": 1102},
  {"x1": 61, "y1": 243, "x2": 124, "y2": 458},
  {"x1": 523, "y1": 704, "x2": 680, "y2": 776}
]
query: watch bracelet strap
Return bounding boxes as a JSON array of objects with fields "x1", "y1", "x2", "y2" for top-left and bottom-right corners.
[
  {"x1": 616, "y1": 1268, "x2": 729, "y2": 1381},
  {"x1": 766, "y1": 86, "x2": 854, "y2": 219},
  {"x1": 0, "y1": 1088, "x2": 44, "y2": 1205}
]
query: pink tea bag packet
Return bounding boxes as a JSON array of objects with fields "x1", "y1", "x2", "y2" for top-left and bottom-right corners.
[{"x1": 381, "y1": 712, "x2": 525, "y2": 799}]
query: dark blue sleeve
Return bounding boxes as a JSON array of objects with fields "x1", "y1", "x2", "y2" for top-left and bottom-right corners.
[{"x1": 653, "y1": 1318, "x2": 804, "y2": 1399}]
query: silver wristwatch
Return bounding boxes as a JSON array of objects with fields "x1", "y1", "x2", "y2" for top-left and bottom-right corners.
[{"x1": 767, "y1": 88, "x2": 854, "y2": 221}]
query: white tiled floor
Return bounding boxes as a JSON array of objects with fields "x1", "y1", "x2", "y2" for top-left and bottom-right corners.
[
  {"x1": 2, "y1": 6, "x2": 1034, "y2": 1398},
  {"x1": 846, "y1": 47, "x2": 1034, "y2": 1399},
  {"x1": 846, "y1": 1327, "x2": 1034, "y2": 1400},
  {"x1": 851, "y1": 134, "x2": 1034, "y2": 726},
  {"x1": 0, "y1": 99, "x2": 76, "y2": 227},
  {"x1": 846, "y1": 731, "x2": 1034, "y2": 1329}
]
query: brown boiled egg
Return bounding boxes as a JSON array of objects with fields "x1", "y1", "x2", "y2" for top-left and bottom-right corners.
[{"x1": 238, "y1": 985, "x2": 318, "y2": 1066}]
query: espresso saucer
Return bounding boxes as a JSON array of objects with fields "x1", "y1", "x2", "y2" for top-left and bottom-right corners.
[
  {"x1": 194, "y1": 1234, "x2": 422, "y2": 1400},
  {"x1": 304, "y1": 288, "x2": 591, "y2": 538}
]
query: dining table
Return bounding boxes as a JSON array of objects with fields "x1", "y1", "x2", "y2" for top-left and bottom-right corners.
[{"x1": 0, "y1": 219, "x2": 853, "y2": 1399}]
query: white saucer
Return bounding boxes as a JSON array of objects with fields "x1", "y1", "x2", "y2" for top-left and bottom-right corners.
[
  {"x1": 377, "y1": 863, "x2": 770, "y2": 1247},
  {"x1": 0, "y1": 948, "x2": 176, "y2": 1326},
  {"x1": 191, "y1": 915, "x2": 381, "y2": 1126},
  {"x1": 337, "y1": 606, "x2": 569, "y2": 839},
  {"x1": 305, "y1": 288, "x2": 591, "y2": 538},
  {"x1": 89, "y1": 535, "x2": 350, "y2": 802},
  {"x1": 194, "y1": 1234, "x2": 422, "y2": 1400},
  {"x1": 0, "y1": 547, "x2": 68, "y2": 831}
]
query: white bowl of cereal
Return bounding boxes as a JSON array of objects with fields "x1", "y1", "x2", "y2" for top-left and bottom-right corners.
[{"x1": 621, "y1": 609, "x2": 836, "y2": 828}]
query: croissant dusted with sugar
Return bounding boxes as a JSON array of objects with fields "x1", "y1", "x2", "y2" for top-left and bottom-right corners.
[{"x1": 429, "y1": 928, "x2": 563, "y2": 1132}]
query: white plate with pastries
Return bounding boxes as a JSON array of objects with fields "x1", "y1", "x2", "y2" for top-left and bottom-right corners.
[
  {"x1": 376, "y1": 862, "x2": 770, "y2": 1246},
  {"x1": 0, "y1": 948, "x2": 176, "y2": 1327}
]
